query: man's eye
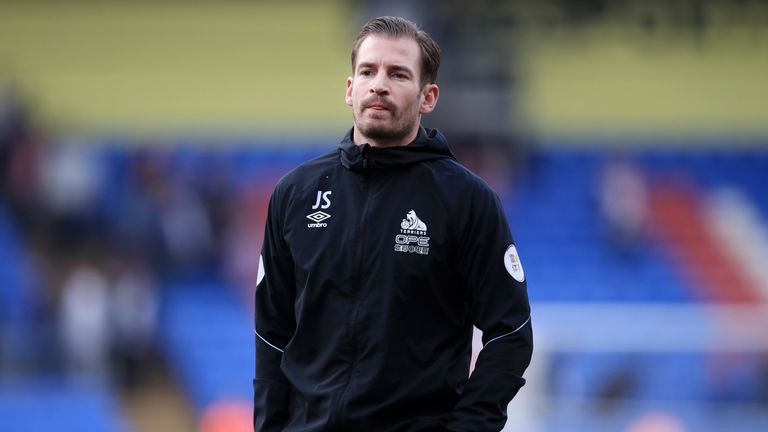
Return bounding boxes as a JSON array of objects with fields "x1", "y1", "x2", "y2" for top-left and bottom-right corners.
[
  {"x1": 392, "y1": 73, "x2": 407, "y2": 79},
  {"x1": 360, "y1": 70, "x2": 373, "y2": 76}
]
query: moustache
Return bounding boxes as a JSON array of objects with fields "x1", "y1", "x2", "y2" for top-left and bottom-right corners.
[{"x1": 363, "y1": 98, "x2": 396, "y2": 111}]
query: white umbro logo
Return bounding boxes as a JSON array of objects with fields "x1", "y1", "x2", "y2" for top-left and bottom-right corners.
[
  {"x1": 307, "y1": 190, "x2": 332, "y2": 228},
  {"x1": 307, "y1": 211, "x2": 331, "y2": 223}
]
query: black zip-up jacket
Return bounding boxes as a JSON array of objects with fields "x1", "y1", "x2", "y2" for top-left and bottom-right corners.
[{"x1": 254, "y1": 127, "x2": 532, "y2": 431}]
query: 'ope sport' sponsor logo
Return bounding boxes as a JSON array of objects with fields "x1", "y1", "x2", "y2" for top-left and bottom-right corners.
[{"x1": 394, "y1": 210, "x2": 430, "y2": 255}]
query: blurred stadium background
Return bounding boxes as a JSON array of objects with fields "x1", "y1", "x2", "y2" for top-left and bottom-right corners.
[{"x1": 1, "y1": 0, "x2": 767, "y2": 431}]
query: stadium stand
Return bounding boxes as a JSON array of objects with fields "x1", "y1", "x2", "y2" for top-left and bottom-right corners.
[
  {"x1": 1, "y1": 143, "x2": 767, "y2": 431},
  {"x1": 161, "y1": 283, "x2": 254, "y2": 412},
  {"x1": 0, "y1": 379, "x2": 126, "y2": 432},
  {"x1": 0, "y1": 202, "x2": 27, "y2": 325}
]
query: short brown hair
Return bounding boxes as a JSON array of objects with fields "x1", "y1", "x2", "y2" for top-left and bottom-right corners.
[{"x1": 351, "y1": 16, "x2": 441, "y2": 87}]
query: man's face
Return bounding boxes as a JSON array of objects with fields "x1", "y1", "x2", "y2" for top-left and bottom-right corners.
[{"x1": 346, "y1": 35, "x2": 437, "y2": 145}]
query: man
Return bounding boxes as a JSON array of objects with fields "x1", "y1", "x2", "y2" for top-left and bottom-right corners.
[{"x1": 254, "y1": 16, "x2": 532, "y2": 431}]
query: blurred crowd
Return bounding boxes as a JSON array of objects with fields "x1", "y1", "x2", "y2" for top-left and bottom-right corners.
[{"x1": 0, "y1": 82, "x2": 269, "y2": 389}]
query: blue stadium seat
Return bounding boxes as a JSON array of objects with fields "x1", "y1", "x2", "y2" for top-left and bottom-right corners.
[
  {"x1": 161, "y1": 285, "x2": 254, "y2": 412},
  {"x1": 0, "y1": 380, "x2": 126, "y2": 432}
]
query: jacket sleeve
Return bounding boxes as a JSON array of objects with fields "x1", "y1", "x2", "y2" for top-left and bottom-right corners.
[
  {"x1": 446, "y1": 184, "x2": 533, "y2": 432},
  {"x1": 253, "y1": 182, "x2": 296, "y2": 431}
]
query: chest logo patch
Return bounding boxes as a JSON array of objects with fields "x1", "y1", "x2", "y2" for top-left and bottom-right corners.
[
  {"x1": 307, "y1": 190, "x2": 332, "y2": 228},
  {"x1": 395, "y1": 210, "x2": 430, "y2": 255},
  {"x1": 307, "y1": 211, "x2": 330, "y2": 224},
  {"x1": 504, "y1": 244, "x2": 525, "y2": 282}
]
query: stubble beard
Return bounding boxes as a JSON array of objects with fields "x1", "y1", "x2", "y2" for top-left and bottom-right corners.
[{"x1": 354, "y1": 101, "x2": 420, "y2": 143}]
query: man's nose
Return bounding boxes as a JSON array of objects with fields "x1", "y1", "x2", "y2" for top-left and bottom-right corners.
[{"x1": 369, "y1": 73, "x2": 389, "y2": 94}]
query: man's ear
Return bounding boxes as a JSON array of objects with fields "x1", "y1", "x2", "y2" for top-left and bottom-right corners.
[
  {"x1": 345, "y1": 77, "x2": 353, "y2": 107},
  {"x1": 419, "y1": 83, "x2": 439, "y2": 114}
]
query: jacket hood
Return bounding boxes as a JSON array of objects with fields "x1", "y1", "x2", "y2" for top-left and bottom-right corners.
[{"x1": 339, "y1": 126, "x2": 457, "y2": 173}]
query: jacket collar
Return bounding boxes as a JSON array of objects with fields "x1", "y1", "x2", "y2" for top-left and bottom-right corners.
[{"x1": 339, "y1": 126, "x2": 456, "y2": 173}]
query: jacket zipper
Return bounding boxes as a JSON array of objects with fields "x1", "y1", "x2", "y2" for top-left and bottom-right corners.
[{"x1": 332, "y1": 149, "x2": 371, "y2": 427}]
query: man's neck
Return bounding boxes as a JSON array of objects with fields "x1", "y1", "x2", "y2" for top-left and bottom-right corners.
[{"x1": 353, "y1": 126, "x2": 420, "y2": 148}]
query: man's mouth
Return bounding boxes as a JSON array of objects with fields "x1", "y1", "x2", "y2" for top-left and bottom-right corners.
[{"x1": 364, "y1": 100, "x2": 394, "y2": 112}]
